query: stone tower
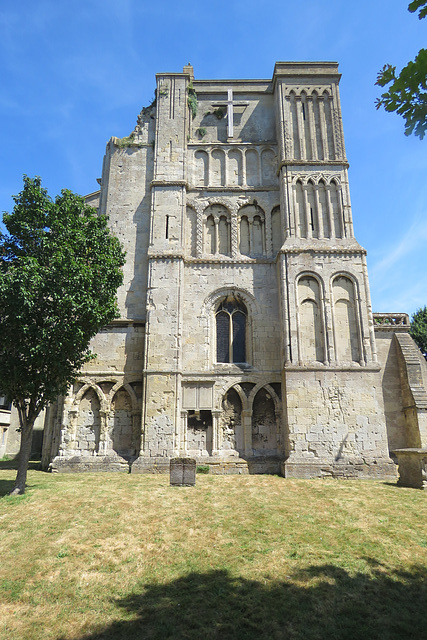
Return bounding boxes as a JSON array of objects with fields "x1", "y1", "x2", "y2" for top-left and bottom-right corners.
[{"x1": 38, "y1": 62, "x2": 426, "y2": 478}]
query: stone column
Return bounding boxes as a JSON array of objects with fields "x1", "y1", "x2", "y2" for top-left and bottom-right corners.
[
  {"x1": 212, "y1": 409, "x2": 222, "y2": 455},
  {"x1": 180, "y1": 410, "x2": 188, "y2": 454},
  {"x1": 242, "y1": 409, "x2": 252, "y2": 456},
  {"x1": 98, "y1": 409, "x2": 110, "y2": 455},
  {"x1": 318, "y1": 97, "x2": 328, "y2": 160}
]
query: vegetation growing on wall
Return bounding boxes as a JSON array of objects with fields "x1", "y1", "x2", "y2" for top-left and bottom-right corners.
[{"x1": 188, "y1": 82, "x2": 198, "y2": 119}]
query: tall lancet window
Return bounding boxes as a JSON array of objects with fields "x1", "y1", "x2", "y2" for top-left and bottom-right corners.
[{"x1": 216, "y1": 297, "x2": 247, "y2": 363}]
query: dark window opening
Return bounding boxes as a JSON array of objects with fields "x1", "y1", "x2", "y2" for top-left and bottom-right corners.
[{"x1": 216, "y1": 297, "x2": 247, "y2": 363}]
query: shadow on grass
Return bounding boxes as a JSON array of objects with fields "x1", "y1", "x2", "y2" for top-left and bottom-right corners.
[
  {"x1": 0, "y1": 479, "x2": 17, "y2": 496},
  {"x1": 0, "y1": 457, "x2": 41, "y2": 471},
  {"x1": 67, "y1": 563, "x2": 426, "y2": 640},
  {"x1": 0, "y1": 459, "x2": 43, "y2": 496}
]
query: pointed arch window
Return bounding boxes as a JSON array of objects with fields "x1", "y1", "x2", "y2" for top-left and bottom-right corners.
[{"x1": 216, "y1": 298, "x2": 247, "y2": 363}]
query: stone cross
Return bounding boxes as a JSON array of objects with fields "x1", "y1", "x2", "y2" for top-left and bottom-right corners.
[{"x1": 212, "y1": 89, "x2": 249, "y2": 139}]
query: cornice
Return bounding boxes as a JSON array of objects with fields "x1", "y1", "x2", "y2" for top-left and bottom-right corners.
[
  {"x1": 279, "y1": 247, "x2": 367, "y2": 256},
  {"x1": 151, "y1": 180, "x2": 188, "y2": 188},
  {"x1": 278, "y1": 160, "x2": 349, "y2": 170}
]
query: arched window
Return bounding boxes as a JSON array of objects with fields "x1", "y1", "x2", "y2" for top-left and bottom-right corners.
[{"x1": 216, "y1": 297, "x2": 247, "y2": 363}]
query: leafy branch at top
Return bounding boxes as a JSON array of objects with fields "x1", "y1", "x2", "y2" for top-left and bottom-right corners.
[
  {"x1": 376, "y1": 2, "x2": 427, "y2": 139},
  {"x1": 408, "y1": 0, "x2": 427, "y2": 19}
]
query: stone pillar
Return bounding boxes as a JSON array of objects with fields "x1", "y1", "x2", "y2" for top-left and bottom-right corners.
[
  {"x1": 242, "y1": 409, "x2": 252, "y2": 456},
  {"x1": 212, "y1": 410, "x2": 222, "y2": 454},
  {"x1": 133, "y1": 70, "x2": 190, "y2": 474},
  {"x1": 394, "y1": 449, "x2": 427, "y2": 490},
  {"x1": 98, "y1": 409, "x2": 110, "y2": 455}
]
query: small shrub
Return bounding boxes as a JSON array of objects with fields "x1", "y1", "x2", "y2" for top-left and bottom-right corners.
[{"x1": 196, "y1": 465, "x2": 210, "y2": 474}]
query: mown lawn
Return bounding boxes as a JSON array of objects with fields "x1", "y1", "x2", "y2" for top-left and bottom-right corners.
[{"x1": 0, "y1": 465, "x2": 426, "y2": 640}]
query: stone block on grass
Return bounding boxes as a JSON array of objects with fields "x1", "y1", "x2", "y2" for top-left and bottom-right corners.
[{"x1": 170, "y1": 458, "x2": 196, "y2": 486}]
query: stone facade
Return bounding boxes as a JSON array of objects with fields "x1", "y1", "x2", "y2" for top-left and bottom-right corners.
[{"x1": 26, "y1": 62, "x2": 427, "y2": 478}]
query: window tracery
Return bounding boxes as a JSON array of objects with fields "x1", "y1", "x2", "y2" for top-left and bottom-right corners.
[{"x1": 216, "y1": 297, "x2": 247, "y2": 363}]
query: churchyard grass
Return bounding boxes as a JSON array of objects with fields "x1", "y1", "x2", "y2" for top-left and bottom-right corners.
[{"x1": 0, "y1": 467, "x2": 426, "y2": 640}]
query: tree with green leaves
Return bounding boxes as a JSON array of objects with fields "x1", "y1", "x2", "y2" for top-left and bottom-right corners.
[
  {"x1": 410, "y1": 306, "x2": 427, "y2": 356},
  {"x1": 376, "y1": 1, "x2": 427, "y2": 139},
  {"x1": 0, "y1": 176, "x2": 125, "y2": 494}
]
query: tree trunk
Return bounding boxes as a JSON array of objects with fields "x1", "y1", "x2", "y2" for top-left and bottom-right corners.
[{"x1": 10, "y1": 418, "x2": 34, "y2": 495}]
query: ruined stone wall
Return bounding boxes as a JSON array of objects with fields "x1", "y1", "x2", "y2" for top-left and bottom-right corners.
[{"x1": 99, "y1": 142, "x2": 153, "y2": 321}]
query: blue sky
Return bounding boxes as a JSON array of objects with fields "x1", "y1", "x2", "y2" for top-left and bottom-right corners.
[{"x1": 1, "y1": 0, "x2": 426, "y2": 315}]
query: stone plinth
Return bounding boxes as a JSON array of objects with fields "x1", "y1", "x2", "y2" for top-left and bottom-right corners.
[
  {"x1": 170, "y1": 458, "x2": 196, "y2": 486},
  {"x1": 393, "y1": 448, "x2": 427, "y2": 490},
  {"x1": 50, "y1": 454, "x2": 129, "y2": 473}
]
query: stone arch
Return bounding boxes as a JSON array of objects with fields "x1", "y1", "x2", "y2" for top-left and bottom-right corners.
[
  {"x1": 247, "y1": 382, "x2": 281, "y2": 414},
  {"x1": 237, "y1": 204, "x2": 265, "y2": 256},
  {"x1": 228, "y1": 149, "x2": 243, "y2": 186},
  {"x1": 201, "y1": 287, "x2": 258, "y2": 368},
  {"x1": 74, "y1": 381, "x2": 106, "y2": 409},
  {"x1": 202, "y1": 286, "x2": 259, "y2": 319},
  {"x1": 108, "y1": 386, "x2": 139, "y2": 460},
  {"x1": 294, "y1": 179, "x2": 306, "y2": 237},
  {"x1": 107, "y1": 380, "x2": 139, "y2": 409},
  {"x1": 75, "y1": 386, "x2": 101, "y2": 454},
  {"x1": 194, "y1": 149, "x2": 208, "y2": 186},
  {"x1": 245, "y1": 149, "x2": 260, "y2": 186},
  {"x1": 250, "y1": 385, "x2": 279, "y2": 456},
  {"x1": 202, "y1": 203, "x2": 231, "y2": 255},
  {"x1": 271, "y1": 206, "x2": 282, "y2": 254},
  {"x1": 185, "y1": 205, "x2": 197, "y2": 256},
  {"x1": 211, "y1": 148, "x2": 226, "y2": 186},
  {"x1": 306, "y1": 179, "x2": 317, "y2": 237},
  {"x1": 316, "y1": 179, "x2": 329, "y2": 237},
  {"x1": 221, "y1": 385, "x2": 244, "y2": 454},
  {"x1": 311, "y1": 90, "x2": 324, "y2": 160},
  {"x1": 261, "y1": 148, "x2": 276, "y2": 185},
  {"x1": 216, "y1": 295, "x2": 248, "y2": 364},
  {"x1": 329, "y1": 179, "x2": 343, "y2": 238},
  {"x1": 300, "y1": 90, "x2": 312, "y2": 159},
  {"x1": 223, "y1": 383, "x2": 250, "y2": 412},
  {"x1": 289, "y1": 90, "x2": 300, "y2": 160},
  {"x1": 322, "y1": 89, "x2": 335, "y2": 160},
  {"x1": 332, "y1": 274, "x2": 361, "y2": 363},
  {"x1": 296, "y1": 274, "x2": 326, "y2": 363}
]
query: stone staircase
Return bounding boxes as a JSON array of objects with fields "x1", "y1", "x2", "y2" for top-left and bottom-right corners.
[{"x1": 395, "y1": 333, "x2": 427, "y2": 410}]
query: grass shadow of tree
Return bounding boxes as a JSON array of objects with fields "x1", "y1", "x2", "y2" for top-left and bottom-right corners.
[
  {"x1": 0, "y1": 459, "x2": 43, "y2": 496},
  {"x1": 0, "y1": 478, "x2": 16, "y2": 496},
  {"x1": 0, "y1": 457, "x2": 41, "y2": 471},
  {"x1": 67, "y1": 563, "x2": 427, "y2": 640}
]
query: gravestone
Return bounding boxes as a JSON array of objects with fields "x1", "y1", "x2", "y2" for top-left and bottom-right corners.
[{"x1": 170, "y1": 458, "x2": 196, "y2": 486}]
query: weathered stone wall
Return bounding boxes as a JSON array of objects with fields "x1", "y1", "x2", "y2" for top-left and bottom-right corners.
[
  {"x1": 33, "y1": 62, "x2": 427, "y2": 478},
  {"x1": 284, "y1": 369, "x2": 389, "y2": 461},
  {"x1": 181, "y1": 262, "x2": 280, "y2": 372},
  {"x1": 375, "y1": 331, "x2": 408, "y2": 451},
  {"x1": 99, "y1": 143, "x2": 153, "y2": 321}
]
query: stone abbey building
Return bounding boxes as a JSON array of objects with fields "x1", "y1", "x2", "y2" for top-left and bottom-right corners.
[{"x1": 7, "y1": 62, "x2": 426, "y2": 477}]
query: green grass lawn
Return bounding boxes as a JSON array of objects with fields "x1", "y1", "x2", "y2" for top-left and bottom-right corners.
[{"x1": 0, "y1": 465, "x2": 426, "y2": 640}]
